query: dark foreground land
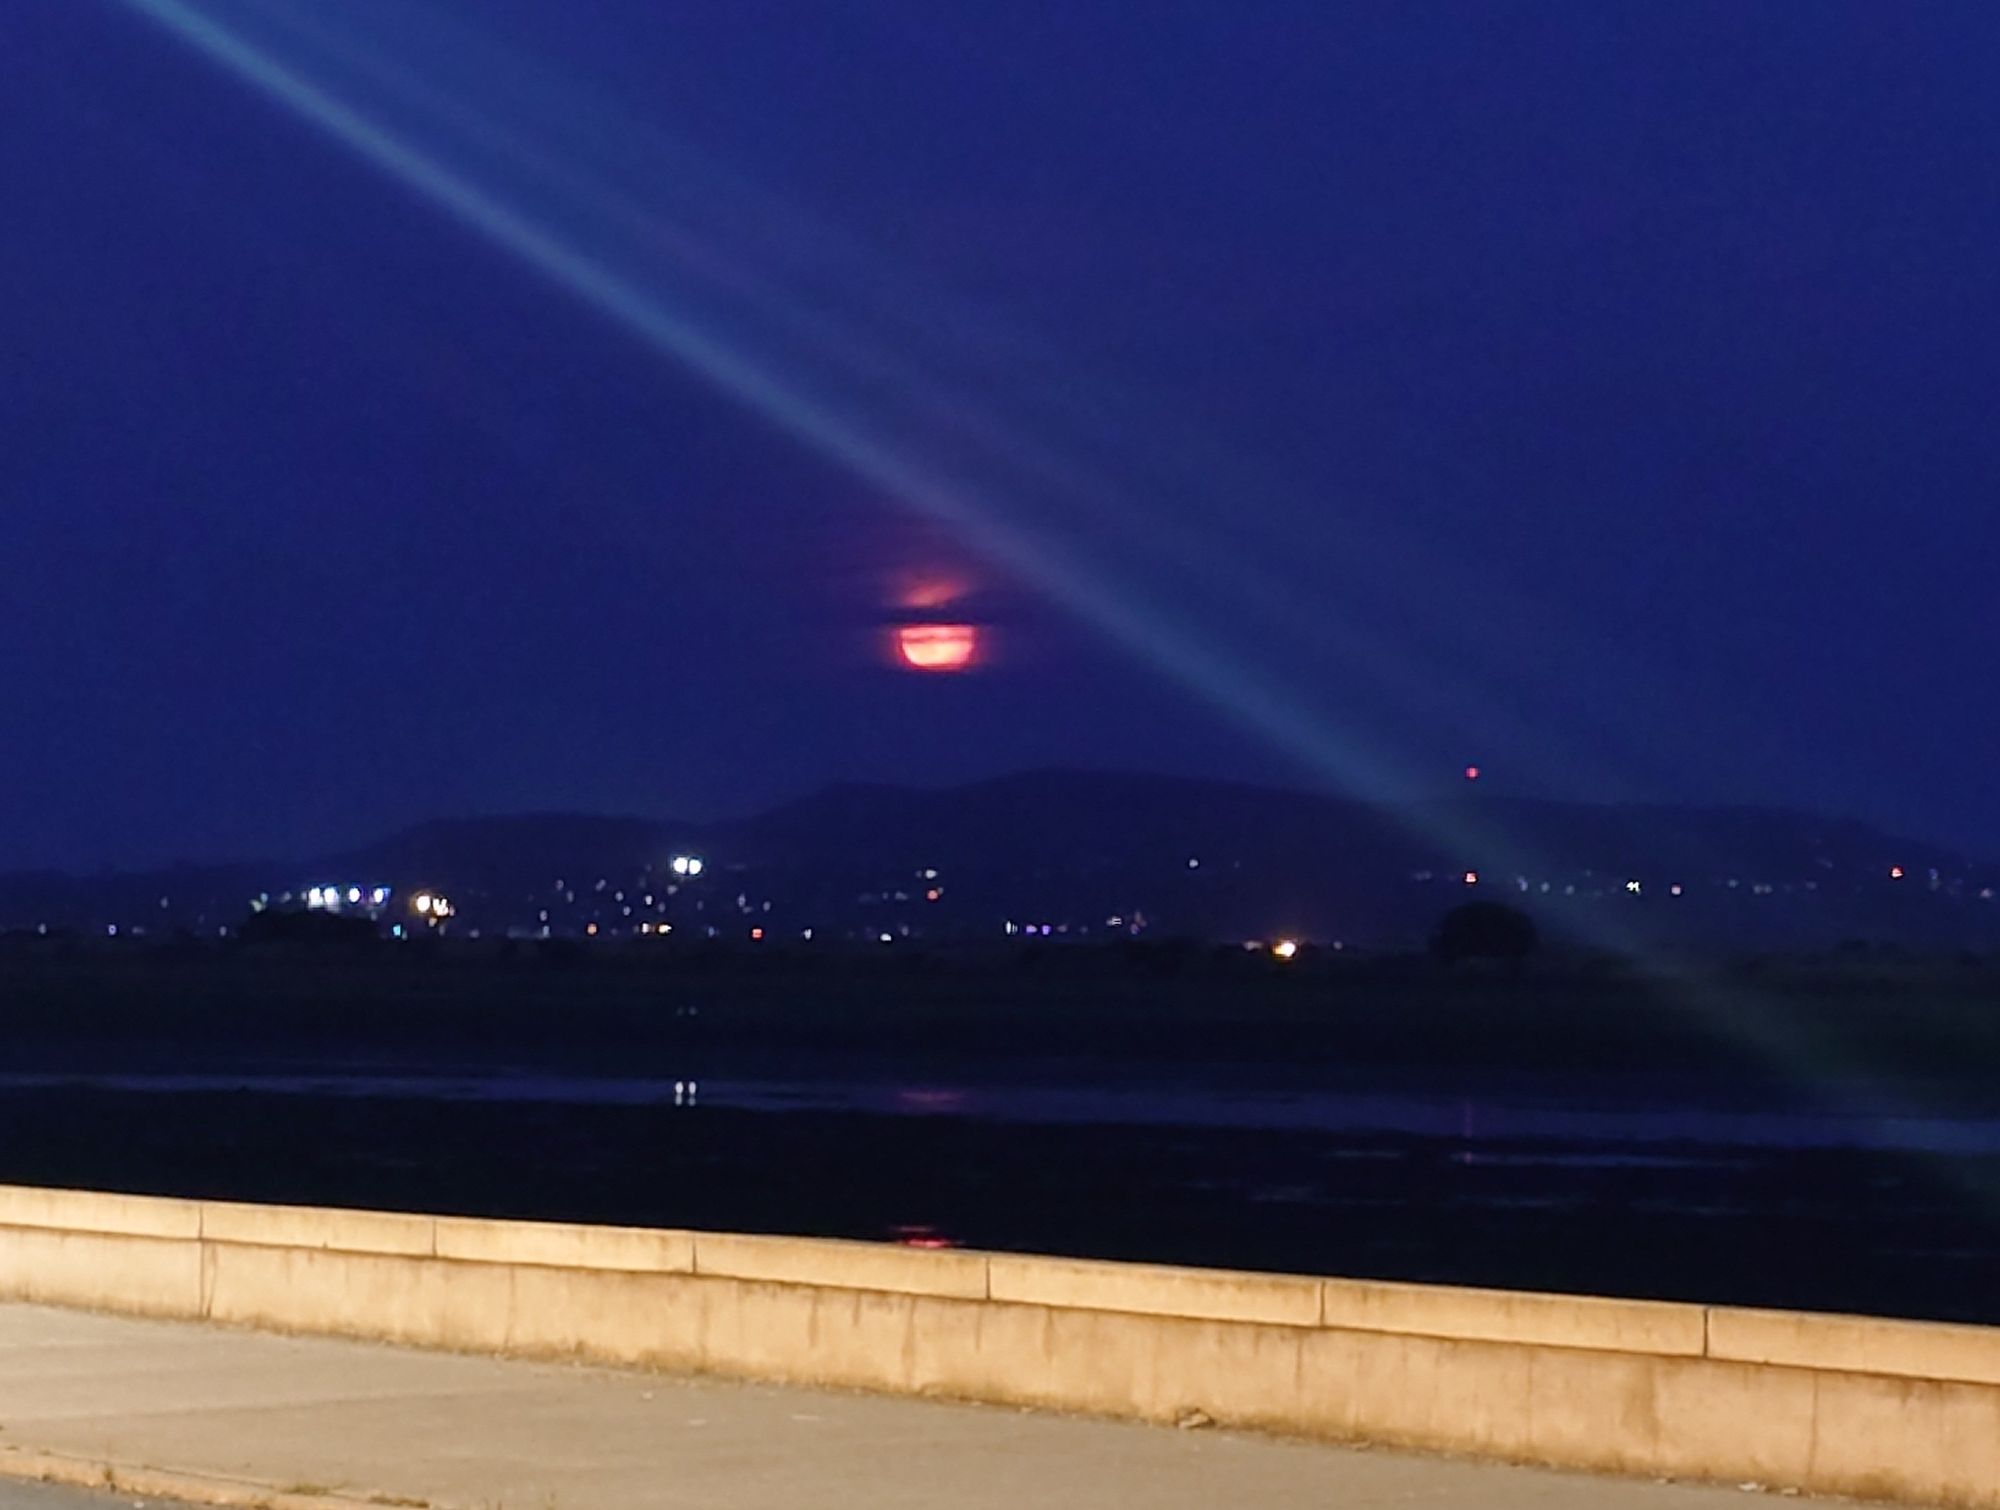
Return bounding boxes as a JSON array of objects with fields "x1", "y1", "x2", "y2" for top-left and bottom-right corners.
[{"x1": 2, "y1": 942, "x2": 1998, "y2": 1324}]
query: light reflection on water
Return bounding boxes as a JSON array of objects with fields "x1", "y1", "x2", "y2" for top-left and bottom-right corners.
[
  {"x1": 888, "y1": 1223, "x2": 957, "y2": 1250},
  {"x1": 0, "y1": 1069, "x2": 1997, "y2": 1157}
]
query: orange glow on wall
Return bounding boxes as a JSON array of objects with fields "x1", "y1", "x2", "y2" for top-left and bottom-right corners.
[{"x1": 896, "y1": 622, "x2": 978, "y2": 672}]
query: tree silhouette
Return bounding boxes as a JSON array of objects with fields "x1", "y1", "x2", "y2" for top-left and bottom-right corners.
[
  {"x1": 1433, "y1": 901, "x2": 1539, "y2": 964},
  {"x1": 238, "y1": 908, "x2": 376, "y2": 947}
]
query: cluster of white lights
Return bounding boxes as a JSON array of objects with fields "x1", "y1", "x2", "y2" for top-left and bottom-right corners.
[
  {"x1": 412, "y1": 891, "x2": 454, "y2": 919},
  {"x1": 670, "y1": 854, "x2": 705, "y2": 878},
  {"x1": 305, "y1": 884, "x2": 390, "y2": 910}
]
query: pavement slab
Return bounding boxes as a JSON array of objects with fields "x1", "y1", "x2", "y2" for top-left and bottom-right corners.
[{"x1": 0, "y1": 1304, "x2": 1825, "y2": 1510}]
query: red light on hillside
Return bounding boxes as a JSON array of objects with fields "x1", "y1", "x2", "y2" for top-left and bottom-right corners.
[
  {"x1": 896, "y1": 623, "x2": 978, "y2": 672},
  {"x1": 1464, "y1": 765, "x2": 1482, "y2": 782}
]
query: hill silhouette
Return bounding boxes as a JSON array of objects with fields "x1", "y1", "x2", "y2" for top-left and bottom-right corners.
[{"x1": 1, "y1": 769, "x2": 1994, "y2": 949}]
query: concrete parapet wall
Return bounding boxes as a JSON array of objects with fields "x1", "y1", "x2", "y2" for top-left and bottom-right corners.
[
  {"x1": 1317, "y1": 1273, "x2": 1706, "y2": 1356},
  {"x1": 694, "y1": 1229, "x2": 987, "y2": 1298},
  {"x1": 1708, "y1": 1304, "x2": 2000, "y2": 1388},
  {"x1": 987, "y1": 1251, "x2": 1321, "y2": 1326},
  {"x1": 201, "y1": 1198, "x2": 435, "y2": 1256},
  {"x1": 0, "y1": 1224, "x2": 202, "y2": 1318},
  {"x1": 0, "y1": 1184, "x2": 200, "y2": 1241},
  {"x1": 435, "y1": 1214, "x2": 694, "y2": 1274},
  {"x1": 0, "y1": 1183, "x2": 1993, "y2": 1506}
]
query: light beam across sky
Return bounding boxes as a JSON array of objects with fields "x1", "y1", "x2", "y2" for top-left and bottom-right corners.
[
  {"x1": 113, "y1": 0, "x2": 1569, "y2": 816},
  {"x1": 97, "y1": 0, "x2": 2000, "y2": 1178},
  {"x1": 99, "y1": 0, "x2": 1841, "y2": 954}
]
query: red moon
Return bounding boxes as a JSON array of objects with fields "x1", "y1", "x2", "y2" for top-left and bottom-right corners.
[{"x1": 896, "y1": 623, "x2": 978, "y2": 672}]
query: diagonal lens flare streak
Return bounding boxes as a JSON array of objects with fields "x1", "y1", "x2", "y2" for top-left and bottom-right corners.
[
  {"x1": 363, "y1": 0, "x2": 1582, "y2": 778},
  {"x1": 117, "y1": 0, "x2": 1427, "y2": 801},
  {"x1": 133, "y1": 0, "x2": 1657, "y2": 841},
  {"x1": 115, "y1": 0, "x2": 1994, "y2": 1188}
]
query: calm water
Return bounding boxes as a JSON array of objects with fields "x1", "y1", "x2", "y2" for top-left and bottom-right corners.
[{"x1": 3, "y1": 1064, "x2": 1997, "y2": 1155}]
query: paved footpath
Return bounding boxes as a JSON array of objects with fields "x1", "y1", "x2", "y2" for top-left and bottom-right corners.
[
  {"x1": 0, "y1": 1305, "x2": 1811, "y2": 1510},
  {"x1": 0, "y1": 1486, "x2": 140, "y2": 1510}
]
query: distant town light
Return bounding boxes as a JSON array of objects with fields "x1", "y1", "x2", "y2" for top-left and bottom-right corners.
[
  {"x1": 1670, "y1": 884, "x2": 1684, "y2": 897},
  {"x1": 1625, "y1": 879, "x2": 1642, "y2": 895},
  {"x1": 1272, "y1": 939, "x2": 1300, "y2": 960},
  {"x1": 413, "y1": 893, "x2": 434, "y2": 914},
  {"x1": 1464, "y1": 765, "x2": 1481, "y2": 782},
  {"x1": 670, "y1": 854, "x2": 704, "y2": 878},
  {"x1": 1462, "y1": 871, "x2": 1479, "y2": 886},
  {"x1": 346, "y1": 887, "x2": 362, "y2": 905},
  {"x1": 1889, "y1": 865, "x2": 1906, "y2": 880},
  {"x1": 749, "y1": 927, "x2": 764, "y2": 941}
]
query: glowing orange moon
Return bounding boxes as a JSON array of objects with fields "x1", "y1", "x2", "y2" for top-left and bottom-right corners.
[{"x1": 896, "y1": 623, "x2": 978, "y2": 672}]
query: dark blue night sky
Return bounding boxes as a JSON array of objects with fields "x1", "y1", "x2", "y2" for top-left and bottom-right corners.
[{"x1": 4, "y1": 0, "x2": 1997, "y2": 868}]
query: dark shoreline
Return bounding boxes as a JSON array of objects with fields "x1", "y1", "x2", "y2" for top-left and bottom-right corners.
[
  {"x1": 4, "y1": 1083, "x2": 1995, "y2": 1327},
  {"x1": 8, "y1": 943, "x2": 2000, "y2": 1083},
  {"x1": 3, "y1": 946, "x2": 1997, "y2": 1325}
]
